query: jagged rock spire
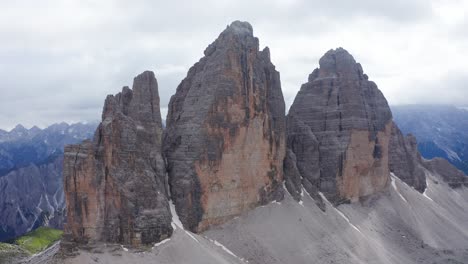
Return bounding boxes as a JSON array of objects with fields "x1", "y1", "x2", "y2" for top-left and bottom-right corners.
[{"x1": 63, "y1": 71, "x2": 172, "y2": 246}]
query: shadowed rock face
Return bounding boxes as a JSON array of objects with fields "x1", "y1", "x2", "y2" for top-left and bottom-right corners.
[
  {"x1": 389, "y1": 122, "x2": 427, "y2": 192},
  {"x1": 164, "y1": 21, "x2": 286, "y2": 232},
  {"x1": 63, "y1": 71, "x2": 172, "y2": 246},
  {"x1": 286, "y1": 48, "x2": 392, "y2": 204}
]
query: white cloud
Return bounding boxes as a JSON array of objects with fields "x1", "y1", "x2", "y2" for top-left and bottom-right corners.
[{"x1": 0, "y1": 0, "x2": 467, "y2": 129}]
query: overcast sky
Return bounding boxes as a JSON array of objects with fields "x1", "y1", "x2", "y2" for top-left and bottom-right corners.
[{"x1": 0, "y1": 0, "x2": 467, "y2": 130}]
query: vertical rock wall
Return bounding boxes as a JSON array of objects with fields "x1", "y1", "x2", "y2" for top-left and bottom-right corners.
[
  {"x1": 389, "y1": 122, "x2": 427, "y2": 192},
  {"x1": 164, "y1": 21, "x2": 286, "y2": 232},
  {"x1": 64, "y1": 71, "x2": 172, "y2": 246}
]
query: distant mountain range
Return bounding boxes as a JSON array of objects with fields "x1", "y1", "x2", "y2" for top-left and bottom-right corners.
[
  {"x1": 0, "y1": 122, "x2": 97, "y2": 242},
  {"x1": 0, "y1": 122, "x2": 97, "y2": 176},
  {"x1": 392, "y1": 105, "x2": 468, "y2": 175}
]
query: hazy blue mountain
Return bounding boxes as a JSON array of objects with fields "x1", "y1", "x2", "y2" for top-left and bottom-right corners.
[
  {"x1": 0, "y1": 122, "x2": 97, "y2": 176},
  {"x1": 0, "y1": 122, "x2": 97, "y2": 242},
  {"x1": 392, "y1": 105, "x2": 468, "y2": 175}
]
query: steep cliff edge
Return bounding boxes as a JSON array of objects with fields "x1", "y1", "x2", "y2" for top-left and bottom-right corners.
[
  {"x1": 63, "y1": 71, "x2": 172, "y2": 246},
  {"x1": 286, "y1": 48, "x2": 392, "y2": 203},
  {"x1": 163, "y1": 21, "x2": 286, "y2": 232},
  {"x1": 388, "y1": 122, "x2": 427, "y2": 192}
]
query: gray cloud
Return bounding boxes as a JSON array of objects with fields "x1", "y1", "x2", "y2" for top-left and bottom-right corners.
[{"x1": 0, "y1": 0, "x2": 467, "y2": 130}]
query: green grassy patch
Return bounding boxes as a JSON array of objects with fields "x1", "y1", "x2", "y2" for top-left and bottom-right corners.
[{"x1": 14, "y1": 227, "x2": 63, "y2": 254}]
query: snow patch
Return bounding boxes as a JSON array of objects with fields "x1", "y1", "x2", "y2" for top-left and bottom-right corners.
[
  {"x1": 170, "y1": 201, "x2": 199, "y2": 243},
  {"x1": 170, "y1": 202, "x2": 183, "y2": 230},
  {"x1": 423, "y1": 179, "x2": 434, "y2": 202},
  {"x1": 120, "y1": 245, "x2": 128, "y2": 252},
  {"x1": 208, "y1": 238, "x2": 247, "y2": 262},
  {"x1": 153, "y1": 238, "x2": 170, "y2": 249},
  {"x1": 318, "y1": 192, "x2": 363, "y2": 234},
  {"x1": 390, "y1": 174, "x2": 409, "y2": 204},
  {"x1": 302, "y1": 187, "x2": 312, "y2": 199}
]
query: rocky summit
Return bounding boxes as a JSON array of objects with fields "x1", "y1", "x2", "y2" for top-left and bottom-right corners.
[
  {"x1": 163, "y1": 21, "x2": 286, "y2": 232},
  {"x1": 63, "y1": 71, "x2": 172, "y2": 246},
  {"x1": 285, "y1": 48, "x2": 393, "y2": 204}
]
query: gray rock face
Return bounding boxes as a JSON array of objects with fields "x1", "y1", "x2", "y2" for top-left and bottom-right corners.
[
  {"x1": 424, "y1": 158, "x2": 468, "y2": 188},
  {"x1": 63, "y1": 71, "x2": 172, "y2": 246},
  {"x1": 286, "y1": 48, "x2": 393, "y2": 204},
  {"x1": 283, "y1": 116, "x2": 324, "y2": 209},
  {"x1": 164, "y1": 21, "x2": 286, "y2": 232},
  {"x1": 389, "y1": 122, "x2": 427, "y2": 192}
]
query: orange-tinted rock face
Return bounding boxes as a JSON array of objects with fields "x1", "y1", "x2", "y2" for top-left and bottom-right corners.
[
  {"x1": 64, "y1": 141, "x2": 101, "y2": 242},
  {"x1": 64, "y1": 71, "x2": 172, "y2": 246},
  {"x1": 338, "y1": 123, "x2": 392, "y2": 202},
  {"x1": 164, "y1": 21, "x2": 285, "y2": 232}
]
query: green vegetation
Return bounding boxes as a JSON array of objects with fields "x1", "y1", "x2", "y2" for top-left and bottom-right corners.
[{"x1": 13, "y1": 227, "x2": 63, "y2": 254}]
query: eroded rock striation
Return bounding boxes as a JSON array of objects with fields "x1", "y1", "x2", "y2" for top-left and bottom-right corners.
[
  {"x1": 388, "y1": 122, "x2": 427, "y2": 192},
  {"x1": 0, "y1": 156, "x2": 65, "y2": 242},
  {"x1": 164, "y1": 21, "x2": 286, "y2": 232},
  {"x1": 286, "y1": 48, "x2": 392, "y2": 204},
  {"x1": 64, "y1": 71, "x2": 172, "y2": 246}
]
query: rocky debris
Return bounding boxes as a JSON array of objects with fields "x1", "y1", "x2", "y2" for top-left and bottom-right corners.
[
  {"x1": 389, "y1": 122, "x2": 427, "y2": 192},
  {"x1": 63, "y1": 71, "x2": 172, "y2": 246},
  {"x1": 164, "y1": 21, "x2": 286, "y2": 232},
  {"x1": 424, "y1": 158, "x2": 468, "y2": 188},
  {"x1": 286, "y1": 48, "x2": 392, "y2": 204}
]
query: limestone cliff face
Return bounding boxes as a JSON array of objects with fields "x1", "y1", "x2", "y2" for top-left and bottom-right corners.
[
  {"x1": 389, "y1": 122, "x2": 427, "y2": 192},
  {"x1": 164, "y1": 21, "x2": 286, "y2": 232},
  {"x1": 64, "y1": 71, "x2": 172, "y2": 246},
  {"x1": 286, "y1": 48, "x2": 392, "y2": 204}
]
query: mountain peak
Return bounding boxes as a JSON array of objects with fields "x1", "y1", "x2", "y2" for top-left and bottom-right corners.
[
  {"x1": 204, "y1": 21, "x2": 257, "y2": 56},
  {"x1": 29, "y1": 126, "x2": 41, "y2": 133},
  {"x1": 11, "y1": 124, "x2": 27, "y2": 133},
  {"x1": 224, "y1": 20, "x2": 253, "y2": 36},
  {"x1": 309, "y1": 48, "x2": 365, "y2": 81}
]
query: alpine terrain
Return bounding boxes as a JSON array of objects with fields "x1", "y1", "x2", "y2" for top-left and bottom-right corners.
[{"x1": 4, "y1": 21, "x2": 468, "y2": 264}]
